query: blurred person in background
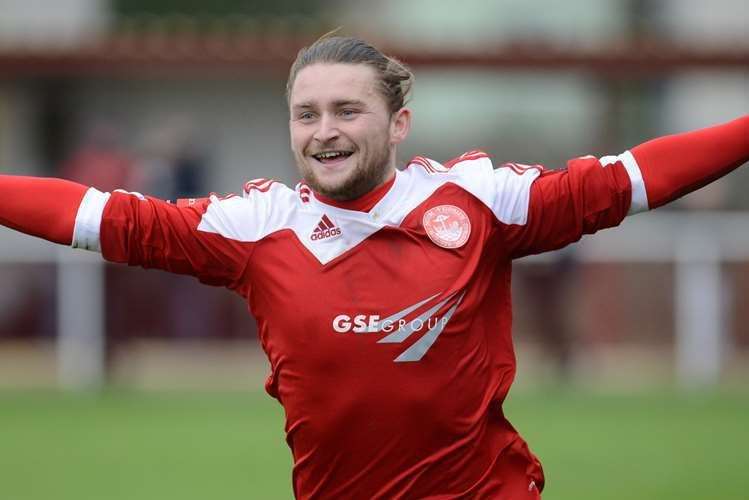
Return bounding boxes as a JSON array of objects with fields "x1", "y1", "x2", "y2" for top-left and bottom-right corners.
[
  {"x1": 136, "y1": 115, "x2": 207, "y2": 201},
  {"x1": 134, "y1": 115, "x2": 216, "y2": 339},
  {"x1": 59, "y1": 119, "x2": 143, "y2": 193},
  {"x1": 514, "y1": 246, "x2": 578, "y2": 381},
  {"x1": 0, "y1": 35, "x2": 747, "y2": 498}
]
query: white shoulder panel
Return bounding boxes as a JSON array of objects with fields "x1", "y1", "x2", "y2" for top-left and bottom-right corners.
[
  {"x1": 198, "y1": 180, "x2": 386, "y2": 265},
  {"x1": 197, "y1": 182, "x2": 305, "y2": 242},
  {"x1": 489, "y1": 164, "x2": 542, "y2": 226},
  {"x1": 377, "y1": 156, "x2": 496, "y2": 227},
  {"x1": 393, "y1": 155, "x2": 540, "y2": 227}
]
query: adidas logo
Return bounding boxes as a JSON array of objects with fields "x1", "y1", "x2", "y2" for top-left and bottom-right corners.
[{"x1": 310, "y1": 214, "x2": 341, "y2": 241}]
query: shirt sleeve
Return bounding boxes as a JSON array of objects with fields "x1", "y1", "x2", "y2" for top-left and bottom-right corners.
[
  {"x1": 499, "y1": 153, "x2": 640, "y2": 259},
  {"x1": 494, "y1": 116, "x2": 748, "y2": 259},
  {"x1": 74, "y1": 189, "x2": 255, "y2": 294},
  {"x1": 631, "y1": 115, "x2": 748, "y2": 208},
  {"x1": 0, "y1": 175, "x2": 88, "y2": 245}
]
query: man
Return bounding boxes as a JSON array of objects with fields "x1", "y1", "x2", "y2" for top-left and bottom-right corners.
[{"x1": 1, "y1": 36, "x2": 747, "y2": 499}]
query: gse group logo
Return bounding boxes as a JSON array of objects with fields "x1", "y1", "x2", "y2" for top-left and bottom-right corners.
[
  {"x1": 333, "y1": 314, "x2": 448, "y2": 334},
  {"x1": 331, "y1": 291, "x2": 466, "y2": 362}
]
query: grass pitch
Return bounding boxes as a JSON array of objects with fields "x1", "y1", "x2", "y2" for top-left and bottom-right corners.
[{"x1": 1, "y1": 388, "x2": 747, "y2": 499}]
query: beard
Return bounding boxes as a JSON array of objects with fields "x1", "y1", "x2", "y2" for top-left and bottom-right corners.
[{"x1": 295, "y1": 134, "x2": 392, "y2": 201}]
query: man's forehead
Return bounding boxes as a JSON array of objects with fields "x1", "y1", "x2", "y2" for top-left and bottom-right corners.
[{"x1": 290, "y1": 63, "x2": 379, "y2": 106}]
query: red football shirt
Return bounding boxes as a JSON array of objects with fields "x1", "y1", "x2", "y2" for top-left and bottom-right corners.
[{"x1": 73, "y1": 150, "x2": 644, "y2": 499}]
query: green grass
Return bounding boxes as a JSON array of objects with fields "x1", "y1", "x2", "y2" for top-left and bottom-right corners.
[
  {"x1": 1, "y1": 388, "x2": 747, "y2": 499},
  {"x1": 505, "y1": 389, "x2": 749, "y2": 500},
  {"x1": 0, "y1": 390, "x2": 292, "y2": 500}
]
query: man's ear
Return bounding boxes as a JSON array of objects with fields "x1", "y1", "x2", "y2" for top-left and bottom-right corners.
[{"x1": 390, "y1": 107, "x2": 412, "y2": 145}]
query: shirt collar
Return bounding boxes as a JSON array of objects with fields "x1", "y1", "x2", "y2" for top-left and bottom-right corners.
[{"x1": 309, "y1": 173, "x2": 396, "y2": 213}]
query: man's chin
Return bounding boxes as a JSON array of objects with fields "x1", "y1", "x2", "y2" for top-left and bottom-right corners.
[
  {"x1": 303, "y1": 161, "x2": 360, "y2": 193},
  {"x1": 314, "y1": 181, "x2": 356, "y2": 200},
  {"x1": 312, "y1": 173, "x2": 377, "y2": 201},
  {"x1": 299, "y1": 157, "x2": 389, "y2": 201}
]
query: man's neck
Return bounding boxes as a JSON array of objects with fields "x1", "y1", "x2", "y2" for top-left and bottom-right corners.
[{"x1": 314, "y1": 171, "x2": 396, "y2": 212}]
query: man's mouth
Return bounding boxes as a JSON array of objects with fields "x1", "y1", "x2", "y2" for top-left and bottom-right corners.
[{"x1": 311, "y1": 150, "x2": 354, "y2": 165}]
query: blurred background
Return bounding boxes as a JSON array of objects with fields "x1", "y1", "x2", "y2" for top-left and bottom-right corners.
[{"x1": 0, "y1": 1, "x2": 747, "y2": 499}]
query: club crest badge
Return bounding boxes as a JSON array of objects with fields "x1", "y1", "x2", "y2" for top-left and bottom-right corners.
[{"x1": 422, "y1": 205, "x2": 471, "y2": 249}]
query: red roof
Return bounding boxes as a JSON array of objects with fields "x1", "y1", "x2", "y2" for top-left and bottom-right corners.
[{"x1": 0, "y1": 22, "x2": 746, "y2": 78}]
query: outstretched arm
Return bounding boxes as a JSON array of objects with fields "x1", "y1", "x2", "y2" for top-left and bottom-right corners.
[
  {"x1": 0, "y1": 175, "x2": 87, "y2": 245},
  {"x1": 0, "y1": 175, "x2": 254, "y2": 294},
  {"x1": 631, "y1": 115, "x2": 748, "y2": 209},
  {"x1": 504, "y1": 115, "x2": 749, "y2": 258}
]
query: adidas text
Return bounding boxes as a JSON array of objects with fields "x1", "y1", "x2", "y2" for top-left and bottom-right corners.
[{"x1": 311, "y1": 227, "x2": 341, "y2": 241}]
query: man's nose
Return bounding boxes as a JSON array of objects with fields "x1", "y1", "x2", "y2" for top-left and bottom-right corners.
[{"x1": 313, "y1": 114, "x2": 340, "y2": 143}]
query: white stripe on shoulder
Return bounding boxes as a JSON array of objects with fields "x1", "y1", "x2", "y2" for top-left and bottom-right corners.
[
  {"x1": 600, "y1": 150, "x2": 649, "y2": 215},
  {"x1": 397, "y1": 155, "x2": 541, "y2": 227},
  {"x1": 197, "y1": 182, "x2": 299, "y2": 242},
  {"x1": 490, "y1": 164, "x2": 542, "y2": 225},
  {"x1": 72, "y1": 187, "x2": 111, "y2": 252},
  {"x1": 391, "y1": 155, "x2": 497, "y2": 225}
]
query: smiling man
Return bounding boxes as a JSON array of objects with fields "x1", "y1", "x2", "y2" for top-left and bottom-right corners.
[
  {"x1": 1, "y1": 36, "x2": 748, "y2": 499},
  {"x1": 288, "y1": 45, "x2": 412, "y2": 203}
]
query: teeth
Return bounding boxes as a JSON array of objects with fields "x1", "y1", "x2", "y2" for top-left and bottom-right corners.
[{"x1": 315, "y1": 151, "x2": 350, "y2": 160}]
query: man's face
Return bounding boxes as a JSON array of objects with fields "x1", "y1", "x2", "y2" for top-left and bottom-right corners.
[{"x1": 289, "y1": 63, "x2": 410, "y2": 200}]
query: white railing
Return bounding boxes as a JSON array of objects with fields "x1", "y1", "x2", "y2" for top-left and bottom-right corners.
[{"x1": 1, "y1": 211, "x2": 748, "y2": 390}]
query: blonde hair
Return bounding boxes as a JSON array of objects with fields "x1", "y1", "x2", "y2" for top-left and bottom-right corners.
[{"x1": 286, "y1": 35, "x2": 413, "y2": 115}]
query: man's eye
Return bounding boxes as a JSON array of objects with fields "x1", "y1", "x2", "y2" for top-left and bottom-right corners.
[
  {"x1": 298, "y1": 112, "x2": 315, "y2": 121},
  {"x1": 340, "y1": 109, "x2": 358, "y2": 118}
]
